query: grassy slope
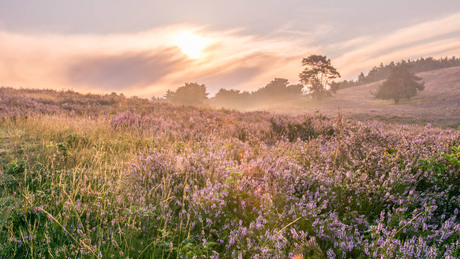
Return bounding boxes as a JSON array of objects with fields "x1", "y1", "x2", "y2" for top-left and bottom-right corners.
[{"x1": 264, "y1": 66, "x2": 460, "y2": 128}]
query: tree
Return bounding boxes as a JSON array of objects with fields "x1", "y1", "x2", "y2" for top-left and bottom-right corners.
[
  {"x1": 358, "y1": 72, "x2": 366, "y2": 82},
  {"x1": 299, "y1": 55, "x2": 341, "y2": 99},
  {"x1": 211, "y1": 88, "x2": 250, "y2": 109},
  {"x1": 166, "y1": 82, "x2": 208, "y2": 106},
  {"x1": 374, "y1": 65, "x2": 425, "y2": 104},
  {"x1": 253, "y1": 78, "x2": 303, "y2": 101}
]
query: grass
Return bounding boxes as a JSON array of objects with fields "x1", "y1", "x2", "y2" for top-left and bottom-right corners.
[
  {"x1": 1, "y1": 115, "x2": 152, "y2": 171},
  {"x1": 0, "y1": 115, "x2": 155, "y2": 257},
  {"x1": 0, "y1": 91, "x2": 459, "y2": 258}
]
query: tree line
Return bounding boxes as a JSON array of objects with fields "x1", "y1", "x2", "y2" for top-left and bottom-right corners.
[
  {"x1": 155, "y1": 54, "x2": 433, "y2": 108},
  {"x1": 152, "y1": 79, "x2": 306, "y2": 109},
  {"x1": 153, "y1": 55, "x2": 340, "y2": 109}
]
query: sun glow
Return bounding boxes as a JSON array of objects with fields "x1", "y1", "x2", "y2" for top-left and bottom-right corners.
[{"x1": 173, "y1": 31, "x2": 210, "y2": 59}]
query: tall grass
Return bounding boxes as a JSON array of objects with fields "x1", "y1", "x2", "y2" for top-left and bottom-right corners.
[{"x1": 1, "y1": 89, "x2": 459, "y2": 258}]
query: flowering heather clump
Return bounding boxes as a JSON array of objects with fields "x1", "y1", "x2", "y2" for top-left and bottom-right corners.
[
  {"x1": 110, "y1": 111, "x2": 144, "y2": 130},
  {"x1": 0, "y1": 88, "x2": 459, "y2": 258},
  {"x1": 122, "y1": 115, "x2": 459, "y2": 258}
]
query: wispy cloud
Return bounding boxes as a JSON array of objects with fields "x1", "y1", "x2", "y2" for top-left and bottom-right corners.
[
  {"x1": 333, "y1": 11, "x2": 460, "y2": 78},
  {"x1": 1, "y1": 11, "x2": 460, "y2": 97},
  {"x1": 0, "y1": 25, "x2": 317, "y2": 97},
  {"x1": 66, "y1": 49, "x2": 188, "y2": 90}
]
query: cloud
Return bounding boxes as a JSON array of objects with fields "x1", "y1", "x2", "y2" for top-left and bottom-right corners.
[
  {"x1": 190, "y1": 66, "x2": 261, "y2": 92},
  {"x1": 66, "y1": 49, "x2": 188, "y2": 90},
  {"x1": 0, "y1": 25, "x2": 317, "y2": 97},
  {"x1": 332, "y1": 11, "x2": 460, "y2": 78},
  {"x1": 1, "y1": 11, "x2": 460, "y2": 97}
]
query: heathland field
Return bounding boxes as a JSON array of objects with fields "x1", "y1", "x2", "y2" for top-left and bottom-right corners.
[{"x1": 0, "y1": 88, "x2": 459, "y2": 258}]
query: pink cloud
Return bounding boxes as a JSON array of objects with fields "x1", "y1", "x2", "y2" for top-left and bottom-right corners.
[
  {"x1": 1, "y1": 11, "x2": 459, "y2": 97},
  {"x1": 333, "y1": 11, "x2": 460, "y2": 78}
]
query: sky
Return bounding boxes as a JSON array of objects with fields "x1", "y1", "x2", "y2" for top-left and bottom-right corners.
[{"x1": 1, "y1": 0, "x2": 460, "y2": 97}]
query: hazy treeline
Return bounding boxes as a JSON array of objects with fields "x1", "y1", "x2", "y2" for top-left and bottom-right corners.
[
  {"x1": 332, "y1": 56, "x2": 460, "y2": 89},
  {"x1": 210, "y1": 78, "x2": 304, "y2": 109},
  {"x1": 155, "y1": 54, "x2": 341, "y2": 109},
  {"x1": 153, "y1": 78, "x2": 306, "y2": 110}
]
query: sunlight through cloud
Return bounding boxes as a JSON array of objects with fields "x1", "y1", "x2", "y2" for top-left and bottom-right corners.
[{"x1": 173, "y1": 31, "x2": 210, "y2": 59}]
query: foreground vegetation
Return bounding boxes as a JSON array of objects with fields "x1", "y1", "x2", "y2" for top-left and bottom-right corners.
[{"x1": 0, "y1": 88, "x2": 459, "y2": 258}]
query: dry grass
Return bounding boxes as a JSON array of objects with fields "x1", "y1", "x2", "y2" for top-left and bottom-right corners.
[{"x1": 0, "y1": 114, "x2": 152, "y2": 173}]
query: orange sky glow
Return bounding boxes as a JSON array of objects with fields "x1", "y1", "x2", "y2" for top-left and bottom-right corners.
[{"x1": 1, "y1": 10, "x2": 460, "y2": 97}]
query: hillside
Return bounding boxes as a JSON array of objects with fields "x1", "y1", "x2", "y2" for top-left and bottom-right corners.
[{"x1": 265, "y1": 66, "x2": 460, "y2": 128}]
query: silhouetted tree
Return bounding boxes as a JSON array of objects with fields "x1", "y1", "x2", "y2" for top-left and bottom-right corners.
[
  {"x1": 253, "y1": 78, "x2": 303, "y2": 101},
  {"x1": 164, "y1": 90, "x2": 175, "y2": 100},
  {"x1": 358, "y1": 72, "x2": 365, "y2": 82},
  {"x1": 374, "y1": 65, "x2": 425, "y2": 104},
  {"x1": 166, "y1": 82, "x2": 208, "y2": 106},
  {"x1": 214, "y1": 89, "x2": 242, "y2": 99},
  {"x1": 299, "y1": 55, "x2": 340, "y2": 99},
  {"x1": 211, "y1": 89, "x2": 251, "y2": 109},
  {"x1": 209, "y1": 78, "x2": 304, "y2": 109}
]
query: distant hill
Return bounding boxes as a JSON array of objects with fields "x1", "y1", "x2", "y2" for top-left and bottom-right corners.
[
  {"x1": 263, "y1": 66, "x2": 460, "y2": 129},
  {"x1": 332, "y1": 56, "x2": 460, "y2": 90}
]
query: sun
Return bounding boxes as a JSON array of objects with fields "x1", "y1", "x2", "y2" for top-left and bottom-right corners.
[{"x1": 173, "y1": 31, "x2": 209, "y2": 59}]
